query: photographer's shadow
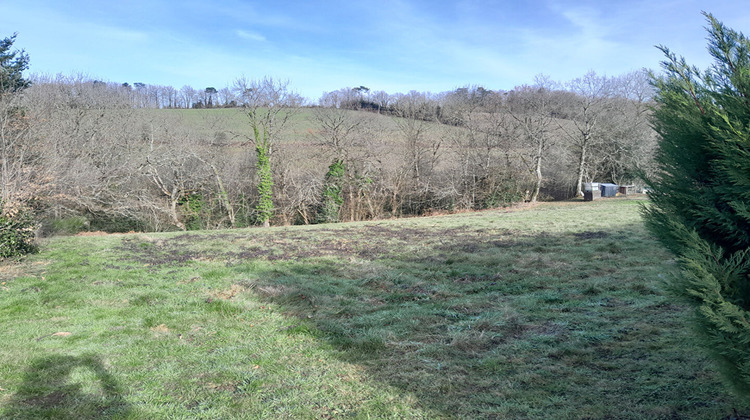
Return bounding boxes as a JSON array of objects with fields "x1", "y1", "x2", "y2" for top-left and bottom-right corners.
[{"x1": 2, "y1": 353, "x2": 132, "y2": 419}]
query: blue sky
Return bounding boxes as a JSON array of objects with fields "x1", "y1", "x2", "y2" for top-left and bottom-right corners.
[{"x1": 2, "y1": 0, "x2": 749, "y2": 100}]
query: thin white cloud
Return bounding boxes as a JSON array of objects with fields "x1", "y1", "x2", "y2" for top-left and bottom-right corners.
[
  {"x1": 94, "y1": 25, "x2": 149, "y2": 43},
  {"x1": 559, "y1": 7, "x2": 606, "y2": 38},
  {"x1": 235, "y1": 29, "x2": 266, "y2": 42}
]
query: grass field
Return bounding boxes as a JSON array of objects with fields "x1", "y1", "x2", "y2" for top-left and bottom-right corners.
[
  {"x1": 0, "y1": 197, "x2": 746, "y2": 419},
  {"x1": 157, "y1": 107, "x2": 400, "y2": 143}
]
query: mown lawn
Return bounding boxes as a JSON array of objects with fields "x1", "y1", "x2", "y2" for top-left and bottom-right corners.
[{"x1": 0, "y1": 198, "x2": 745, "y2": 419}]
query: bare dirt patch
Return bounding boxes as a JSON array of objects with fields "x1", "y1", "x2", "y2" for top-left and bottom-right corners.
[{"x1": 208, "y1": 284, "x2": 246, "y2": 300}]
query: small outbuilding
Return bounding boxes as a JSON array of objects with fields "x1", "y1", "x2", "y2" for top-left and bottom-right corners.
[
  {"x1": 583, "y1": 182, "x2": 601, "y2": 201},
  {"x1": 600, "y1": 183, "x2": 618, "y2": 197}
]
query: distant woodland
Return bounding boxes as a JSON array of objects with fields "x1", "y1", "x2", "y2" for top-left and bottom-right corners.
[{"x1": 3, "y1": 70, "x2": 655, "y2": 233}]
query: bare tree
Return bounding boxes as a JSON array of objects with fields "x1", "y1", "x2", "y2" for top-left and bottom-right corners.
[
  {"x1": 0, "y1": 90, "x2": 44, "y2": 208},
  {"x1": 23, "y1": 75, "x2": 147, "y2": 228},
  {"x1": 597, "y1": 70, "x2": 657, "y2": 185},
  {"x1": 439, "y1": 86, "x2": 523, "y2": 208},
  {"x1": 179, "y1": 85, "x2": 197, "y2": 109},
  {"x1": 311, "y1": 107, "x2": 366, "y2": 162},
  {"x1": 507, "y1": 77, "x2": 562, "y2": 202},
  {"x1": 162, "y1": 85, "x2": 177, "y2": 108},
  {"x1": 139, "y1": 124, "x2": 211, "y2": 230},
  {"x1": 319, "y1": 88, "x2": 361, "y2": 109},
  {"x1": 309, "y1": 107, "x2": 380, "y2": 221},
  {"x1": 370, "y1": 90, "x2": 392, "y2": 113},
  {"x1": 392, "y1": 91, "x2": 441, "y2": 184},
  {"x1": 560, "y1": 71, "x2": 614, "y2": 197},
  {"x1": 218, "y1": 87, "x2": 236, "y2": 107}
]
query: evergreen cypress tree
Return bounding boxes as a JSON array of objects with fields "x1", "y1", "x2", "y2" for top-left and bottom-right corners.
[
  {"x1": 644, "y1": 13, "x2": 750, "y2": 399},
  {"x1": 0, "y1": 33, "x2": 36, "y2": 258},
  {"x1": 0, "y1": 33, "x2": 30, "y2": 94}
]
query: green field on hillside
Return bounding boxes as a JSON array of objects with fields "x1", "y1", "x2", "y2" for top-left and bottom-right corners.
[
  {"x1": 0, "y1": 198, "x2": 745, "y2": 419},
  {"x1": 156, "y1": 107, "x2": 401, "y2": 143}
]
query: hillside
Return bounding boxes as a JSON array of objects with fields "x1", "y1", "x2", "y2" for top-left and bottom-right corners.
[
  {"x1": 11, "y1": 78, "x2": 653, "y2": 234},
  {"x1": 0, "y1": 198, "x2": 744, "y2": 419}
]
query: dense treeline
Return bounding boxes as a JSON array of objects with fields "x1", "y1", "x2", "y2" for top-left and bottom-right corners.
[{"x1": 3, "y1": 68, "x2": 655, "y2": 234}]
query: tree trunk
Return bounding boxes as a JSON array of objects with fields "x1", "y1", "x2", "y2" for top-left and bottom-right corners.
[
  {"x1": 348, "y1": 187, "x2": 355, "y2": 222},
  {"x1": 169, "y1": 188, "x2": 186, "y2": 231},
  {"x1": 207, "y1": 161, "x2": 234, "y2": 227},
  {"x1": 530, "y1": 152, "x2": 542, "y2": 203},
  {"x1": 575, "y1": 140, "x2": 588, "y2": 197}
]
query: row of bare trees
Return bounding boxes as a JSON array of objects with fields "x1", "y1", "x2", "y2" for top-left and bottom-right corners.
[
  {"x1": 3, "y1": 70, "x2": 655, "y2": 233},
  {"x1": 300, "y1": 70, "x2": 655, "y2": 223},
  {"x1": 35, "y1": 78, "x2": 245, "y2": 110}
]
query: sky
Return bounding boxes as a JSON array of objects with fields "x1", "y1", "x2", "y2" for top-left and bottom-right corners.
[{"x1": 2, "y1": 0, "x2": 750, "y2": 101}]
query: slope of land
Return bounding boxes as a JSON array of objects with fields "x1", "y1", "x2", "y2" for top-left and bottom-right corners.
[{"x1": 0, "y1": 198, "x2": 744, "y2": 419}]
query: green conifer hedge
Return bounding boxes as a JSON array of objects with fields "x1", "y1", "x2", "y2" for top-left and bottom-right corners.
[{"x1": 644, "y1": 13, "x2": 750, "y2": 399}]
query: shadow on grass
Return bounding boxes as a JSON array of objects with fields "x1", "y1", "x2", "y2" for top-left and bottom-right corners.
[
  {"x1": 115, "y1": 218, "x2": 737, "y2": 418},
  {"x1": 237, "y1": 225, "x2": 740, "y2": 418},
  {"x1": 2, "y1": 354, "x2": 132, "y2": 420}
]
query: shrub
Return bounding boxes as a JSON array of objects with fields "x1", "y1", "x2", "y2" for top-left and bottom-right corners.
[
  {"x1": 179, "y1": 192, "x2": 207, "y2": 230},
  {"x1": 87, "y1": 213, "x2": 146, "y2": 233},
  {"x1": 48, "y1": 216, "x2": 89, "y2": 235},
  {"x1": 644, "y1": 13, "x2": 750, "y2": 400},
  {"x1": 0, "y1": 206, "x2": 38, "y2": 258}
]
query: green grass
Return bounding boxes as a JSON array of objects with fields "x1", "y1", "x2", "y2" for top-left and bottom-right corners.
[
  {"x1": 156, "y1": 107, "x2": 397, "y2": 143},
  {"x1": 0, "y1": 198, "x2": 745, "y2": 419}
]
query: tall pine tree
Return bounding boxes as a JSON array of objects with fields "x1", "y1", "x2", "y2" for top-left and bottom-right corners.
[{"x1": 644, "y1": 13, "x2": 750, "y2": 399}]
